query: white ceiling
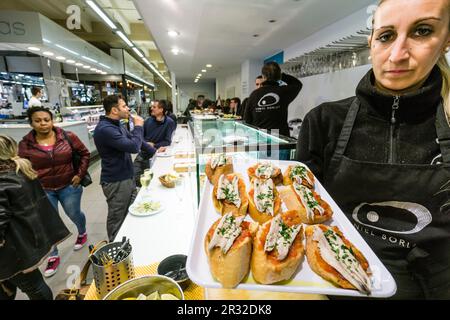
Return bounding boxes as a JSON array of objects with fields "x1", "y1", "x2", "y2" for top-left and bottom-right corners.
[{"x1": 133, "y1": 0, "x2": 375, "y2": 82}]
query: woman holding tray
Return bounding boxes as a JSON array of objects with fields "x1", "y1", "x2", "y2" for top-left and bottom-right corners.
[{"x1": 296, "y1": 0, "x2": 450, "y2": 299}]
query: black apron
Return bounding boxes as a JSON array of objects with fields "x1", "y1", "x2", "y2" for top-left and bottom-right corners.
[{"x1": 324, "y1": 98, "x2": 450, "y2": 299}]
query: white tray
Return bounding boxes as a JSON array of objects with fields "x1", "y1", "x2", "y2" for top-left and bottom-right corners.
[{"x1": 187, "y1": 158, "x2": 397, "y2": 298}]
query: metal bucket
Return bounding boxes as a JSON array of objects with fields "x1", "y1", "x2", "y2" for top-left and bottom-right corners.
[{"x1": 91, "y1": 242, "x2": 135, "y2": 299}]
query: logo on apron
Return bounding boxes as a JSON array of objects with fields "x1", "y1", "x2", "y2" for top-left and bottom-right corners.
[{"x1": 352, "y1": 201, "x2": 433, "y2": 235}]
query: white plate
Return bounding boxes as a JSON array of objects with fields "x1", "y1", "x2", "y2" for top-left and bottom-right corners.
[
  {"x1": 186, "y1": 158, "x2": 397, "y2": 298},
  {"x1": 157, "y1": 151, "x2": 173, "y2": 157},
  {"x1": 129, "y1": 200, "x2": 164, "y2": 217},
  {"x1": 192, "y1": 115, "x2": 218, "y2": 120}
]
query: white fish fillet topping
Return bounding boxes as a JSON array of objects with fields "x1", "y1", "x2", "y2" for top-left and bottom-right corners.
[
  {"x1": 264, "y1": 215, "x2": 302, "y2": 261},
  {"x1": 210, "y1": 154, "x2": 227, "y2": 169},
  {"x1": 255, "y1": 162, "x2": 276, "y2": 178},
  {"x1": 313, "y1": 226, "x2": 372, "y2": 294},
  {"x1": 208, "y1": 213, "x2": 245, "y2": 254},
  {"x1": 291, "y1": 165, "x2": 314, "y2": 187},
  {"x1": 294, "y1": 183, "x2": 325, "y2": 220},
  {"x1": 254, "y1": 178, "x2": 275, "y2": 216},
  {"x1": 216, "y1": 175, "x2": 241, "y2": 208}
]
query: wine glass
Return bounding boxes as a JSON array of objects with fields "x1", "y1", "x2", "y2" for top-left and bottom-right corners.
[{"x1": 140, "y1": 174, "x2": 150, "y2": 191}]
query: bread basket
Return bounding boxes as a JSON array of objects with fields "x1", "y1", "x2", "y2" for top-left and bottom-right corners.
[{"x1": 159, "y1": 175, "x2": 176, "y2": 188}]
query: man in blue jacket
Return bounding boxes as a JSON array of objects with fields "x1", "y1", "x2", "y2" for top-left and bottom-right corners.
[
  {"x1": 94, "y1": 95, "x2": 144, "y2": 241},
  {"x1": 134, "y1": 99, "x2": 176, "y2": 186}
]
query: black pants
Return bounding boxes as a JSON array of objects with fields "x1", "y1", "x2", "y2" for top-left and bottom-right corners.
[
  {"x1": 133, "y1": 153, "x2": 152, "y2": 187},
  {"x1": 101, "y1": 178, "x2": 137, "y2": 242},
  {"x1": 0, "y1": 269, "x2": 53, "y2": 300}
]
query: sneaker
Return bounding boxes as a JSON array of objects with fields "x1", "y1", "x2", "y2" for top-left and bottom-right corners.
[
  {"x1": 44, "y1": 256, "x2": 60, "y2": 278},
  {"x1": 74, "y1": 233, "x2": 88, "y2": 251}
]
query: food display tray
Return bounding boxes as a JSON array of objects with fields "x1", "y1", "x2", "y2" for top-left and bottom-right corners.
[{"x1": 187, "y1": 158, "x2": 397, "y2": 298}]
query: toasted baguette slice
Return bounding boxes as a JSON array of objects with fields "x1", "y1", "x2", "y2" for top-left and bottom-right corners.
[
  {"x1": 305, "y1": 225, "x2": 371, "y2": 293},
  {"x1": 282, "y1": 164, "x2": 315, "y2": 189},
  {"x1": 205, "y1": 156, "x2": 234, "y2": 185},
  {"x1": 251, "y1": 211, "x2": 304, "y2": 284},
  {"x1": 278, "y1": 185, "x2": 333, "y2": 224},
  {"x1": 248, "y1": 179, "x2": 282, "y2": 224},
  {"x1": 205, "y1": 219, "x2": 256, "y2": 288},
  {"x1": 212, "y1": 173, "x2": 248, "y2": 217},
  {"x1": 247, "y1": 163, "x2": 283, "y2": 185}
]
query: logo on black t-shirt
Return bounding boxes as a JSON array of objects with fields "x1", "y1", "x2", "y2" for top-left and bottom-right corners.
[{"x1": 257, "y1": 93, "x2": 280, "y2": 108}]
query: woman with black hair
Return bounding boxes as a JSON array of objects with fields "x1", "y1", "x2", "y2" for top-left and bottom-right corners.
[{"x1": 18, "y1": 106, "x2": 90, "y2": 278}]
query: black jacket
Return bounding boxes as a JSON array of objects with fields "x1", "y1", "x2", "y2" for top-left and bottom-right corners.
[
  {"x1": 0, "y1": 162, "x2": 71, "y2": 281},
  {"x1": 244, "y1": 73, "x2": 302, "y2": 137},
  {"x1": 295, "y1": 66, "x2": 443, "y2": 181}
]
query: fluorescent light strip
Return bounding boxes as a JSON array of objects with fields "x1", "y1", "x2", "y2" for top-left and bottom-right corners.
[
  {"x1": 116, "y1": 30, "x2": 134, "y2": 47},
  {"x1": 143, "y1": 61, "x2": 172, "y2": 88},
  {"x1": 82, "y1": 56, "x2": 98, "y2": 63},
  {"x1": 126, "y1": 72, "x2": 154, "y2": 87},
  {"x1": 43, "y1": 38, "x2": 52, "y2": 43},
  {"x1": 55, "y1": 44, "x2": 80, "y2": 56},
  {"x1": 99, "y1": 63, "x2": 111, "y2": 70},
  {"x1": 132, "y1": 47, "x2": 144, "y2": 58},
  {"x1": 86, "y1": 0, "x2": 117, "y2": 29}
]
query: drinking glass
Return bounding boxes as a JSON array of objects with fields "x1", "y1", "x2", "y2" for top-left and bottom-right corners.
[{"x1": 140, "y1": 174, "x2": 150, "y2": 191}]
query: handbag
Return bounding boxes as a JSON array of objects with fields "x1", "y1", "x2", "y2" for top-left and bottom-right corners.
[
  {"x1": 62, "y1": 130, "x2": 93, "y2": 187},
  {"x1": 55, "y1": 240, "x2": 108, "y2": 300}
]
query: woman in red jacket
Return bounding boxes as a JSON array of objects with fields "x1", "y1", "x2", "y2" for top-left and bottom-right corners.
[{"x1": 19, "y1": 106, "x2": 90, "y2": 278}]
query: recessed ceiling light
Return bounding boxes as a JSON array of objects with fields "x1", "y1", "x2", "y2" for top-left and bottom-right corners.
[
  {"x1": 202, "y1": 69, "x2": 206, "y2": 72},
  {"x1": 168, "y1": 30, "x2": 179, "y2": 37},
  {"x1": 28, "y1": 47, "x2": 40, "y2": 51},
  {"x1": 83, "y1": 65, "x2": 91, "y2": 69},
  {"x1": 90, "y1": 68, "x2": 98, "y2": 71},
  {"x1": 56, "y1": 56, "x2": 66, "y2": 61},
  {"x1": 75, "y1": 62, "x2": 84, "y2": 67},
  {"x1": 206, "y1": 64, "x2": 212, "y2": 68},
  {"x1": 43, "y1": 51, "x2": 54, "y2": 56},
  {"x1": 66, "y1": 59, "x2": 76, "y2": 64},
  {"x1": 171, "y1": 48, "x2": 180, "y2": 55},
  {"x1": 197, "y1": 73, "x2": 202, "y2": 77}
]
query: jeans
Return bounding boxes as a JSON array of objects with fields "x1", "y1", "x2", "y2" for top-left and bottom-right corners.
[
  {"x1": 46, "y1": 184, "x2": 87, "y2": 256},
  {"x1": 0, "y1": 269, "x2": 53, "y2": 300}
]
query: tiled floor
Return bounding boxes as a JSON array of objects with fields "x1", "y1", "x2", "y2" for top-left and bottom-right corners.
[{"x1": 16, "y1": 159, "x2": 108, "y2": 300}]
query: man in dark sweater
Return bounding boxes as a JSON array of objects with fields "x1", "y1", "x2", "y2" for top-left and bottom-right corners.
[
  {"x1": 134, "y1": 99, "x2": 176, "y2": 186},
  {"x1": 244, "y1": 62, "x2": 302, "y2": 137},
  {"x1": 94, "y1": 95, "x2": 144, "y2": 241}
]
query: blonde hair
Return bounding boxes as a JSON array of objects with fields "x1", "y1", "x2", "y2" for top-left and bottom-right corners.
[
  {"x1": 0, "y1": 135, "x2": 37, "y2": 180},
  {"x1": 373, "y1": 0, "x2": 450, "y2": 122}
]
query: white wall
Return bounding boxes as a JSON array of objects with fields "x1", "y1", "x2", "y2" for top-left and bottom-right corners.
[
  {"x1": 216, "y1": 71, "x2": 241, "y2": 100},
  {"x1": 177, "y1": 81, "x2": 216, "y2": 111},
  {"x1": 288, "y1": 64, "x2": 372, "y2": 122},
  {"x1": 241, "y1": 59, "x2": 263, "y2": 99}
]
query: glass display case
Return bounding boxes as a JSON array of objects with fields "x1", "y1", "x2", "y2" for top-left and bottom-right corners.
[
  {"x1": 188, "y1": 118, "x2": 298, "y2": 202},
  {"x1": 63, "y1": 105, "x2": 104, "y2": 134}
]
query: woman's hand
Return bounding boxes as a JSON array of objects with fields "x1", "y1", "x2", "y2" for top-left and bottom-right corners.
[{"x1": 72, "y1": 175, "x2": 81, "y2": 187}]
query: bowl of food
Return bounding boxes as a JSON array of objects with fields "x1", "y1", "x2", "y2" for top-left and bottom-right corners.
[
  {"x1": 159, "y1": 172, "x2": 180, "y2": 188},
  {"x1": 103, "y1": 275, "x2": 184, "y2": 300},
  {"x1": 157, "y1": 255, "x2": 191, "y2": 290}
]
